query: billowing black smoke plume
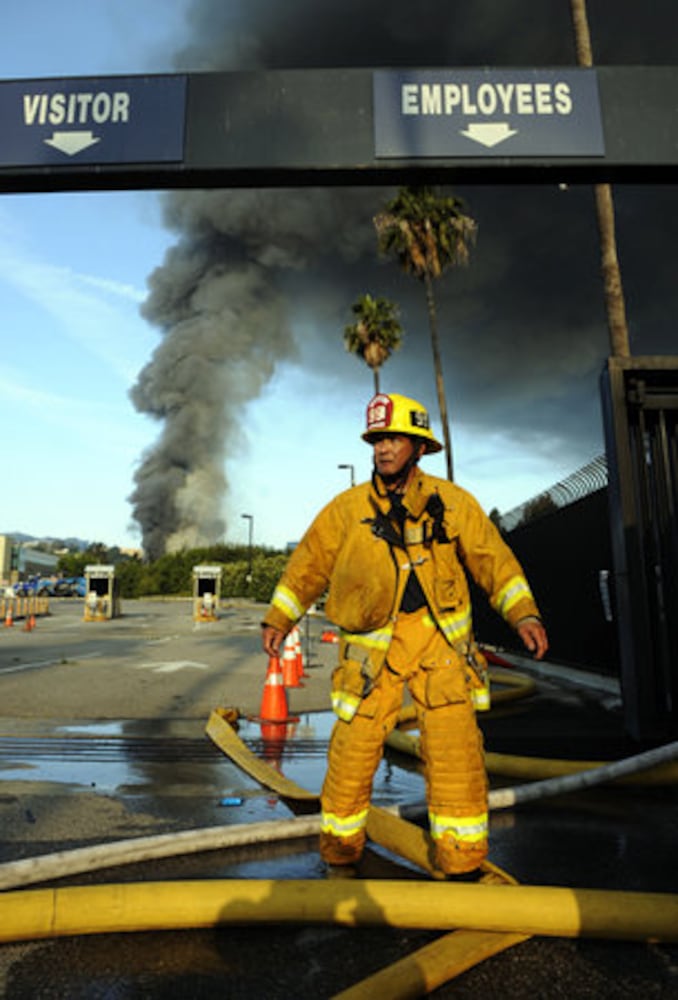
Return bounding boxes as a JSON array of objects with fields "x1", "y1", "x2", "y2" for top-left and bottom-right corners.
[
  {"x1": 129, "y1": 219, "x2": 290, "y2": 559},
  {"x1": 129, "y1": 186, "x2": 377, "y2": 558},
  {"x1": 129, "y1": 0, "x2": 678, "y2": 558}
]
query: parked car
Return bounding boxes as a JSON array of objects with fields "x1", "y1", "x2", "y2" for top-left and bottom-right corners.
[
  {"x1": 56, "y1": 576, "x2": 87, "y2": 598},
  {"x1": 12, "y1": 577, "x2": 54, "y2": 597}
]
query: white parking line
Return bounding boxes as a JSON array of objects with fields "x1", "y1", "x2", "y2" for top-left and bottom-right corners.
[{"x1": 0, "y1": 652, "x2": 103, "y2": 675}]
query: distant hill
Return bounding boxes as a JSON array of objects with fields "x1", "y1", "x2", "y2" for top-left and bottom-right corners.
[{"x1": 4, "y1": 532, "x2": 91, "y2": 551}]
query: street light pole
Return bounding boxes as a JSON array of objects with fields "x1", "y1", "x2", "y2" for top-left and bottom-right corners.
[
  {"x1": 241, "y1": 514, "x2": 253, "y2": 590},
  {"x1": 338, "y1": 463, "x2": 355, "y2": 487}
]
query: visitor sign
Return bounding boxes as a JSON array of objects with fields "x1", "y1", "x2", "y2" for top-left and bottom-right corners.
[{"x1": 0, "y1": 74, "x2": 186, "y2": 165}]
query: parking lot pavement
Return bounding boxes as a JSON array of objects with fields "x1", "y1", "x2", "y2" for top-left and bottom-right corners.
[{"x1": 0, "y1": 596, "x2": 336, "y2": 721}]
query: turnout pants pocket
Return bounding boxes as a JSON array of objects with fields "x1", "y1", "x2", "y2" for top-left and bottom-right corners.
[{"x1": 410, "y1": 660, "x2": 468, "y2": 709}]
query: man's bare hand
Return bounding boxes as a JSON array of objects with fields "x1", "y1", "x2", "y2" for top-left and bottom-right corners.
[
  {"x1": 517, "y1": 620, "x2": 549, "y2": 660},
  {"x1": 261, "y1": 625, "x2": 285, "y2": 658}
]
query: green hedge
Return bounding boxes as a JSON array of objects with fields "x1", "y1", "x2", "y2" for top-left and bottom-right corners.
[{"x1": 58, "y1": 544, "x2": 292, "y2": 602}]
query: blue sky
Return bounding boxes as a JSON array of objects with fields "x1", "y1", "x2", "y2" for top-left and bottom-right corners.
[
  {"x1": 0, "y1": 1, "x2": 190, "y2": 550},
  {"x1": 0, "y1": 2, "x2": 624, "y2": 553}
]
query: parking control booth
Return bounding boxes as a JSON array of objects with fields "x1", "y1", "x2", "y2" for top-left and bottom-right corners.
[
  {"x1": 83, "y1": 564, "x2": 121, "y2": 621},
  {"x1": 192, "y1": 565, "x2": 222, "y2": 622}
]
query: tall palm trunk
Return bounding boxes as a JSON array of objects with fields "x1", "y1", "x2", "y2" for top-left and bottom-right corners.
[
  {"x1": 570, "y1": 0, "x2": 630, "y2": 358},
  {"x1": 424, "y1": 271, "x2": 454, "y2": 480}
]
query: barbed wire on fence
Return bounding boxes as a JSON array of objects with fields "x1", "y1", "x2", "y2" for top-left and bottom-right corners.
[{"x1": 499, "y1": 454, "x2": 608, "y2": 533}]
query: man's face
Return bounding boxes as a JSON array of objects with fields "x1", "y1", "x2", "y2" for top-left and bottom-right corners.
[{"x1": 372, "y1": 433, "x2": 419, "y2": 478}]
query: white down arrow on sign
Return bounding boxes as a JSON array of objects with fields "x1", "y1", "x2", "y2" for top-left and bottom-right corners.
[
  {"x1": 461, "y1": 122, "x2": 518, "y2": 148},
  {"x1": 44, "y1": 130, "x2": 101, "y2": 155}
]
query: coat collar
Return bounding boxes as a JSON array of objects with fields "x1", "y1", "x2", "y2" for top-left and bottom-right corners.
[{"x1": 372, "y1": 468, "x2": 432, "y2": 519}]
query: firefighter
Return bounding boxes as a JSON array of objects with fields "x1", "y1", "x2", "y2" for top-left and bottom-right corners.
[{"x1": 262, "y1": 392, "x2": 548, "y2": 877}]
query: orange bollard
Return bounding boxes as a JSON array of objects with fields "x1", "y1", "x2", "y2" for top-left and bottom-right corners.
[
  {"x1": 281, "y1": 637, "x2": 300, "y2": 688},
  {"x1": 259, "y1": 656, "x2": 289, "y2": 722}
]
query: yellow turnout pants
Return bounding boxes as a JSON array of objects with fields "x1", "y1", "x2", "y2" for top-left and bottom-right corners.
[{"x1": 320, "y1": 609, "x2": 488, "y2": 874}]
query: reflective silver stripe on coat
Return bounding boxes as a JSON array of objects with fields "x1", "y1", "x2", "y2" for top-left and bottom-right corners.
[
  {"x1": 435, "y1": 605, "x2": 473, "y2": 644},
  {"x1": 271, "y1": 584, "x2": 304, "y2": 622},
  {"x1": 339, "y1": 626, "x2": 393, "y2": 650},
  {"x1": 493, "y1": 576, "x2": 533, "y2": 617}
]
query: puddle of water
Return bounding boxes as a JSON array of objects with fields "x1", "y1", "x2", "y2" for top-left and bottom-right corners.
[{"x1": 0, "y1": 710, "x2": 426, "y2": 809}]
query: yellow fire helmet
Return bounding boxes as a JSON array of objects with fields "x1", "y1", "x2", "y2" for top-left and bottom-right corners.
[{"x1": 362, "y1": 392, "x2": 443, "y2": 453}]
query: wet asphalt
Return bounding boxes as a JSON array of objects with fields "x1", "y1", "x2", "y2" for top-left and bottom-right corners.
[{"x1": 0, "y1": 598, "x2": 677, "y2": 998}]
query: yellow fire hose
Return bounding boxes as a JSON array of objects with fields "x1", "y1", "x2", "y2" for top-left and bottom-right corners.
[
  {"x1": 385, "y1": 728, "x2": 678, "y2": 808},
  {"x1": 332, "y1": 928, "x2": 530, "y2": 1000},
  {"x1": 1, "y1": 879, "x2": 677, "y2": 945},
  {"x1": 1, "y1": 703, "x2": 676, "y2": 1000},
  {"x1": 0, "y1": 815, "x2": 325, "y2": 891}
]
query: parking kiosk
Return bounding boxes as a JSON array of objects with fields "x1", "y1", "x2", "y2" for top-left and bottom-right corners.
[
  {"x1": 192, "y1": 565, "x2": 222, "y2": 622},
  {"x1": 83, "y1": 564, "x2": 121, "y2": 621}
]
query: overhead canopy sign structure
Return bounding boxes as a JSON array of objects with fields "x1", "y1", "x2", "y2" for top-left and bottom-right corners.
[{"x1": 0, "y1": 66, "x2": 676, "y2": 191}]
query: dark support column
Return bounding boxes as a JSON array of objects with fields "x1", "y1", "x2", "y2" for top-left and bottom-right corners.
[{"x1": 600, "y1": 356, "x2": 678, "y2": 741}]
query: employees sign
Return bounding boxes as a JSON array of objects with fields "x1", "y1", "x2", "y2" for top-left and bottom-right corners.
[{"x1": 373, "y1": 68, "x2": 605, "y2": 157}]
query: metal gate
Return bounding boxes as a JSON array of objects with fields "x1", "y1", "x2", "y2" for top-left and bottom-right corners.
[{"x1": 600, "y1": 356, "x2": 678, "y2": 741}]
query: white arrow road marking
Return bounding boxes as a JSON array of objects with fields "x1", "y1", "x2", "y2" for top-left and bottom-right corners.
[
  {"x1": 43, "y1": 130, "x2": 101, "y2": 155},
  {"x1": 461, "y1": 122, "x2": 518, "y2": 148},
  {"x1": 135, "y1": 660, "x2": 209, "y2": 674}
]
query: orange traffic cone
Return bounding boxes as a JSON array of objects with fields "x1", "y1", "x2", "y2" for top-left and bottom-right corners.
[
  {"x1": 3, "y1": 606, "x2": 13, "y2": 628},
  {"x1": 291, "y1": 625, "x2": 308, "y2": 679},
  {"x1": 281, "y1": 636, "x2": 301, "y2": 688},
  {"x1": 259, "y1": 656, "x2": 289, "y2": 722},
  {"x1": 23, "y1": 614, "x2": 34, "y2": 632}
]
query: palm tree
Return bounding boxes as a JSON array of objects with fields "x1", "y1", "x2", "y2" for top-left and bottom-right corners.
[
  {"x1": 343, "y1": 293, "x2": 403, "y2": 393},
  {"x1": 570, "y1": 0, "x2": 630, "y2": 358},
  {"x1": 374, "y1": 186, "x2": 477, "y2": 480}
]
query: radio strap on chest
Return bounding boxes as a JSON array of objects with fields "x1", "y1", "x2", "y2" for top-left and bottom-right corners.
[
  {"x1": 425, "y1": 493, "x2": 450, "y2": 545},
  {"x1": 363, "y1": 490, "x2": 446, "y2": 613}
]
